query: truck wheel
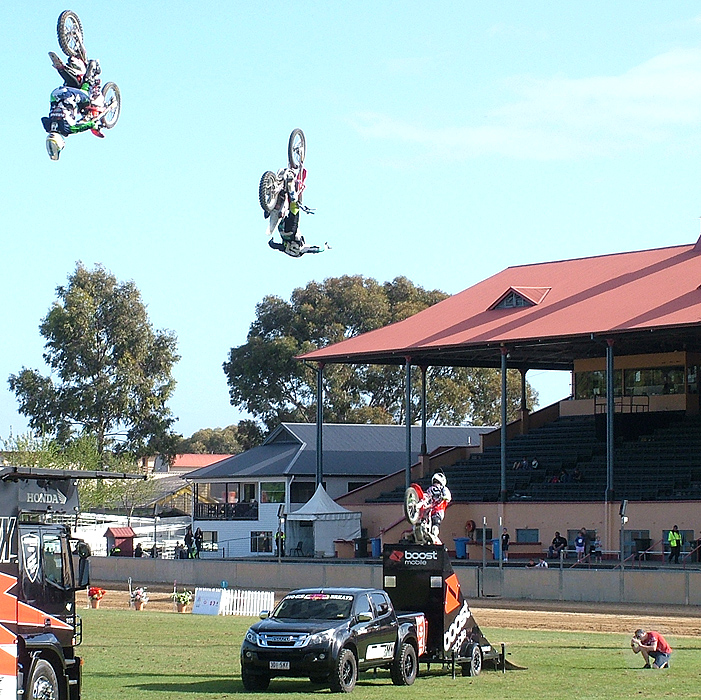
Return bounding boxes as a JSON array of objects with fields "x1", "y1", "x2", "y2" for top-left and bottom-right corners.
[
  {"x1": 391, "y1": 642, "x2": 418, "y2": 686},
  {"x1": 461, "y1": 643, "x2": 482, "y2": 676},
  {"x1": 329, "y1": 648, "x2": 357, "y2": 693},
  {"x1": 241, "y1": 668, "x2": 270, "y2": 691},
  {"x1": 27, "y1": 659, "x2": 59, "y2": 700}
]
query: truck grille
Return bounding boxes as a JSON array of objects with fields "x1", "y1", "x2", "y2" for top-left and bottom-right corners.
[{"x1": 258, "y1": 632, "x2": 308, "y2": 648}]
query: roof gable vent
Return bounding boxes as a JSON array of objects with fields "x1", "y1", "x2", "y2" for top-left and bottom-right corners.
[{"x1": 490, "y1": 286, "x2": 550, "y2": 310}]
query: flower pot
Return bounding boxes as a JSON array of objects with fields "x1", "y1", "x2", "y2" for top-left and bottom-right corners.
[
  {"x1": 176, "y1": 602, "x2": 188, "y2": 613},
  {"x1": 90, "y1": 599, "x2": 100, "y2": 609},
  {"x1": 134, "y1": 601, "x2": 144, "y2": 611}
]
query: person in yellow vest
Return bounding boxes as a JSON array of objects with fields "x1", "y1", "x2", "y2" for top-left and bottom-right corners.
[{"x1": 668, "y1": 525, "x2": 683, "y2": 564}]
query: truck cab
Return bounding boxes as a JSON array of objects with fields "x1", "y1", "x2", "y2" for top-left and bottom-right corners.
[
  {"x1": 0, "y1": 467, "x2": 95, "y2": 700},
  {"x1": 241, "y1": 587, "x2": 426, "y2": 693}
]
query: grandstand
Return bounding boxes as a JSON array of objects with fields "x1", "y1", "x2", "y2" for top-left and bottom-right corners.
[{"x1": 300, "y1": 239, "x2": 701, "y2": 558}]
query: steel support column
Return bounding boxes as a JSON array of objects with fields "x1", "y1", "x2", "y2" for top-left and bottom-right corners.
[
  {"x1": 405, "y1": 357, "x2": 412, "y2": 491},
  {"x1": 606, "y1": 340, "x2": 615, "y2": 501},
  {"x1": 316, "y1": 362, "x2": 324, "y2": 487},
  {"x1": 420, "y1": 365, "x2": 428, "y2": 456},
  {"x1": 500, "y1": 347, "x2": 508, "y2": 503}
]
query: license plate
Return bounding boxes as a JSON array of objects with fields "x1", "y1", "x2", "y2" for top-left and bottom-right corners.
[{"x1": 269, "y1": 661, "x2": 290, "y2": 670}]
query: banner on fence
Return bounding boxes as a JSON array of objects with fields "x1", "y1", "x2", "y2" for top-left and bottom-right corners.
[
  {"x1": 192, "y1": 588, "x2": 223, "y2": 615},
  {"x1": 193, "y1": 588, "x2": 275, "y2": 616}
]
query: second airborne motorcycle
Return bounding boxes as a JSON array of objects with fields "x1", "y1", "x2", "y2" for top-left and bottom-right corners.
[{"x1": 258, "y1": 130, "x2": 327, "y2": 257}]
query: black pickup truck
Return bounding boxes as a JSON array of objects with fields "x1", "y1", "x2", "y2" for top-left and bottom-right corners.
[{"x1": 240, "y1": 587, "x2": 427, "y2": 693}]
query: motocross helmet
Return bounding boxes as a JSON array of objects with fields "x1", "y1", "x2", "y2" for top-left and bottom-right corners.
[
  {"x1": 46, "y1": 132, "x2": 65, "y2": 161},
  {"x1": 432, "y1": 472, "x2": 447, "y2": 487}
]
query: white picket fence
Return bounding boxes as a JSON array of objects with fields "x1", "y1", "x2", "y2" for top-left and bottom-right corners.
[{"x1": 194, "y1": 587, "x2": 275, "y2": 616}]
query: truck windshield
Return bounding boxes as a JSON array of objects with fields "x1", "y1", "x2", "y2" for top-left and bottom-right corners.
[{"x1": 273, "y1": 594, "x2": 353, "y2": 620}]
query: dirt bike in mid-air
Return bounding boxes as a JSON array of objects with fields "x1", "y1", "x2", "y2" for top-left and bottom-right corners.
[
  {"x1": 403, "y1": 483, "x2": 444, "y2": 545},
  {"x1": 258, "y1": 129, "x2": 313, "y2": 237},
  {"x1": 43, "y1": 10, "x2": 121, "y2": 160}
]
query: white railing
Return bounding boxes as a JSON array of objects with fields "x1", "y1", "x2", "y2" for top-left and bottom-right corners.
[{"x1": 194, "y1": 587, "x2": 275, "y2": 616}]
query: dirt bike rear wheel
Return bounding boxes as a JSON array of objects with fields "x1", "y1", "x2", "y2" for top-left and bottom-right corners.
[
  {"x1": 100, "y1": 82, "x2": 121, "y2": 129},
  {"x1": 259, "y1": 171, "x2": 280, "y2": 213},
  {"x1": 403, "y1": 486, "x2": 422, "y2": 525},
  {"x1": 288, "y1": 128, "x2": 306, "y2": 169},
  {"x1": 57, "y1": 10, "x2": 85, "y2": 60}
]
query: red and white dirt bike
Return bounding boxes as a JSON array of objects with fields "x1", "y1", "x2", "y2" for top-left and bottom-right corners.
[
  {"x1": 55, "y1": 10, "x2": 121, "y2": 130},
  {"x1": 258, "y1": 129, "x2": 312, "y2": 236},
  {"x1": 403, "y1": 483, "x2": 445, "y2": 545}
]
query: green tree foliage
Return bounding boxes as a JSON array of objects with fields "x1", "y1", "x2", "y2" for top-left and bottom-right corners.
[
  {"x1": 176, "y1": 420, "x2": 264, "y2": 454},
  {"x1": 223, "y1": 275, "x2": 538, "y2": 430},
  {"x1": 8, "y1": 263, "x2": 180, "y2": 460}
]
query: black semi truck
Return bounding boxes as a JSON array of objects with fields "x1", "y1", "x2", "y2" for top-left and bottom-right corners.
[{"x1": 0, "y1": 466, "x2": 139, "y2": 700}]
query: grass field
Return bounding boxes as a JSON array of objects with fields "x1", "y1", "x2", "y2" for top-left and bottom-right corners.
[{"x1": 80, "y1": 608, "x2": 701, "y2": 699}]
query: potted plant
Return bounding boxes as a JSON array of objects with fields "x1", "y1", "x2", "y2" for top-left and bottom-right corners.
[
  {"x1": 172, "y1": 589, "x2": 193, "y2": 613},
  {"x1": 88, "y1": 587, "x2": 106, "y2": 609},
  {"x1": 131, "y1": 586, "x2": 149, "y2": 611}
]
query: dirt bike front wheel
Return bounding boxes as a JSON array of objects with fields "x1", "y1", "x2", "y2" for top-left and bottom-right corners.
[
  {"x1": 100, "y1": 82, "x2": 121, "y2": 129},
  {"x1": 288, "y1": 128, "x2": 306, "y2": 169},
  {"x1": 57, "y1": 10, "x2": 85, "y2": 60},
  {"x1": 403, "y1": 486, "x2": 422, "y2": 525},
  {"x1": 259, "y1": 171, "x2": 280, "y2": 213}
]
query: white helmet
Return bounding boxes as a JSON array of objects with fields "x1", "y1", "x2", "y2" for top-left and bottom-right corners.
[
  {"x1": 46, "y1": 133, "x2": 65, "y2": 161},
  {"x1": 432, "y1": 473, "x2": 446, "y2": 487}
]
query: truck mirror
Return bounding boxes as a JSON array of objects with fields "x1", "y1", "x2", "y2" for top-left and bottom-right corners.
[
  {"x1": 76, "y1": 557, "x2": 90, "y2": 589},
  {"x1": 356, "y1": 611, "x2": 373, "y2": 623}
]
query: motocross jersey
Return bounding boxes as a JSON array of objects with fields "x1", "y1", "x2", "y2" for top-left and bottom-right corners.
[
  {"x1": 43, "y1": 87, "x2": 96, "y2": 135},
  {"x1": 426, "y1": 484, "x2": 451, "y2": 517}
]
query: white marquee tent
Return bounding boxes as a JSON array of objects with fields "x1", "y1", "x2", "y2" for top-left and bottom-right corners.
[{"x1": 285, "y1": 484, "x2": 362, "y2": 557}]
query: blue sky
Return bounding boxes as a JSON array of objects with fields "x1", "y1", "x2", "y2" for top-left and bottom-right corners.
[{"x1": 4, "y1": 2, "x2": 701, "y2": 439}]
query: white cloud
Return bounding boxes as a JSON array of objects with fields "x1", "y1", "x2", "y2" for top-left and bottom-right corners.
[{"x1": 353, "y1": 48, "x2": 701, "y2": 160}]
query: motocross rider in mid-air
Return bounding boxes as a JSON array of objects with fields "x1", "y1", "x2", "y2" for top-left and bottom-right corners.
[
  {"x1": 425, "y1": 473, "x2": 452, "y2": 543},
  {"x1": 267, "y1": 167, "x2": 328, "y2": 258},
  {"x1": 42, "y1": 52, "x2": 105, "y2": 160}
]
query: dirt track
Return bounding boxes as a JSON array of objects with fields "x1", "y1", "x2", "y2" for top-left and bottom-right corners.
[{"x1": 90, "y1": 587, "x2": 701, "y2": 637}]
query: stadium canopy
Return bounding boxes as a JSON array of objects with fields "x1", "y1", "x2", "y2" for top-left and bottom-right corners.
[{"x1": 299, "y1": 239, "x2": 701, "y2": 370}]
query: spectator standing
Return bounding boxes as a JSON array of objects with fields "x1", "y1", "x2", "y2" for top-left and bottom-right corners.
[
  {"x1": 591, "y1": 532, "x2": 603, "y2": 563},
  {"x1": 574, "y1": 529, "x2": 588, "y2": 561},
  {"x1": 668, "y1": 525, "x2": 682, "y2": 564},
  {"x1": 501, "y1": 528, "x2": 510, "y2": 562},
  {"x1": 134, "y1": 543, "x2": 143, "y2": 558},
  {"x1": 194, "y1": 527, "x2": 204, "y2": 558},
  {"x1": 184, "y1": 525, "x2": 195, "y2": 559},
  {"x1": 536, "y1": 558, "x2": 548, "y2": 568}
]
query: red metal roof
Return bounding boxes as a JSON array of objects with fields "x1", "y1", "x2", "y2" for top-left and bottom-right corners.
[
  {"x1": 299, "y1": 241, "x2": 701, "y2": 368},
  {"x1": 104, "y1": 527, "x2": 135, "y2": 538}
]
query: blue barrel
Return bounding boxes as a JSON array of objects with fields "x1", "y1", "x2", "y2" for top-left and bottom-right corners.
[
  {"x1": 491, "y1": 538, "x2": 501, "y2": 560},
  {"x1": 370, "y1": 537, "x2": 382, "y2": 558},
  {"x1": 453, "y1": 537, "x2": 469, "y2": 559}
]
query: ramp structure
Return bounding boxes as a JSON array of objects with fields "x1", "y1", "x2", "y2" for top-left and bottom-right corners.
[{"x1": 382, "y1": 543, "x2": 511, "y2": 675}]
